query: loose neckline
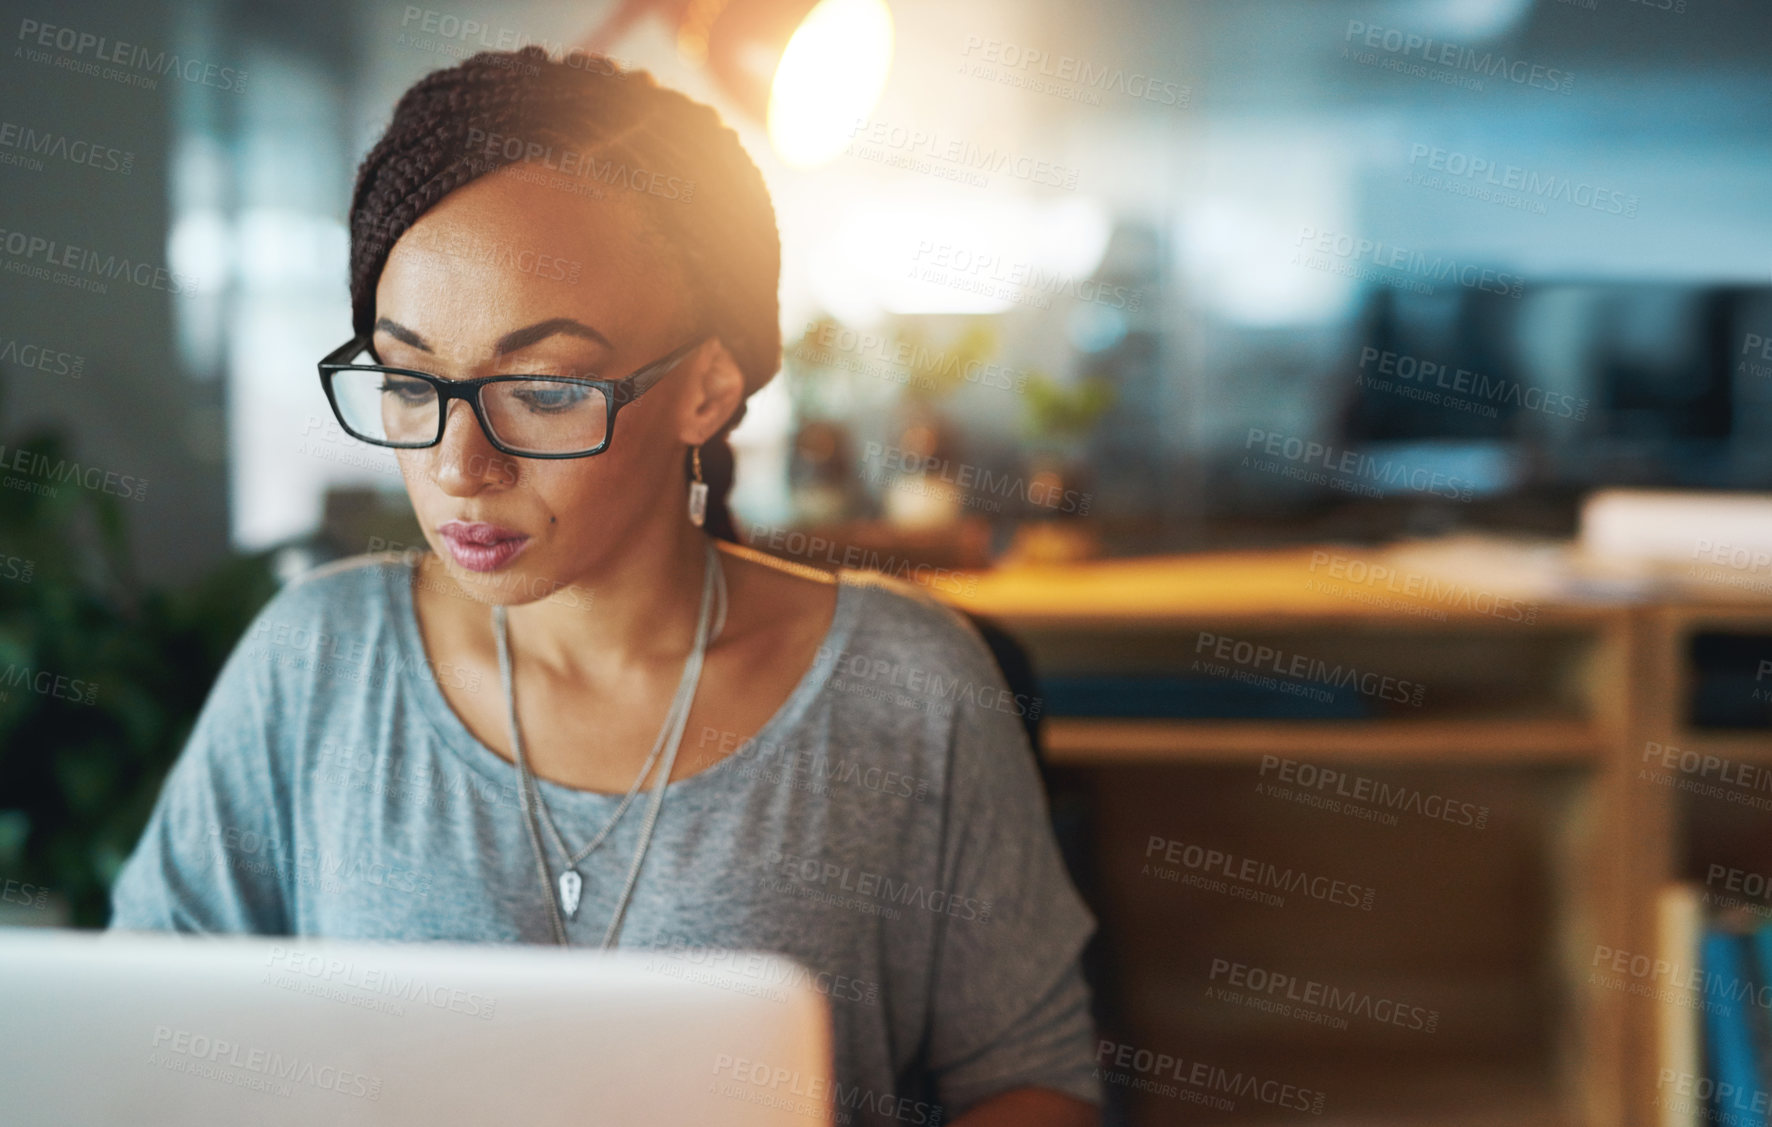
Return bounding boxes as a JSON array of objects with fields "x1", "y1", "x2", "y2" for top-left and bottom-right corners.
[{"x1": 383, "y1": 549, "x2": 866, "y2": 812}]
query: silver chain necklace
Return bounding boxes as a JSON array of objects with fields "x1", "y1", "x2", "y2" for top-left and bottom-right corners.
[
  {"x1": 510, "y1": 549, "x2": 729, "y2": 918},
  {"x1": 492, "y1": 538, "x2": 726, "y2": 948}
]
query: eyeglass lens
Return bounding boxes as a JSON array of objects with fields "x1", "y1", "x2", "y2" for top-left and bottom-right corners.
[{"x1": 329, "y1": 368, "x2": 611, "y2": 454}]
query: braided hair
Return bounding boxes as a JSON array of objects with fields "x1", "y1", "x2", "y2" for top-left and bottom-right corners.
[{"x1": 348, "y1": 45, "x2": 782, "y2": 544}]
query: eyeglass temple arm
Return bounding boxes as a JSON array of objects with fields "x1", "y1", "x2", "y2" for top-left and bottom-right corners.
[
  {"x1": 615, "y1": 338, "x2": 705, "y2": 406},
  {"x1": 321, "y1": 334, "x2": 372, "y2": 366}
]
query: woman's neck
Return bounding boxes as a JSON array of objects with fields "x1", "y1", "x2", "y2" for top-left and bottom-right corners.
[{"x1": 491, "y1": 519, "x2": 713, "y2": 684}]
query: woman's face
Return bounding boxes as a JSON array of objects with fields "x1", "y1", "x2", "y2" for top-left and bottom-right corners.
[{"x1": 372, "y1": 163, "x2": 724, "y2": 603}]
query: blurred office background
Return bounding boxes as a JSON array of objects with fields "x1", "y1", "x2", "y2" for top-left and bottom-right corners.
[
  {"x1": 4, "y1": 0, "x2": 1768, "y2": 586},
  {"x1": 3, "y1": 0, "x2": 1771, "y2": 1124}
]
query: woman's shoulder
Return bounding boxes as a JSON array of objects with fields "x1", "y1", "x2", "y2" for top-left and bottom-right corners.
[
  {"x1": 838, "y1": 567, "x2": 986, "y2": 649},
  {"x1": 230, "y1": 552, "x2": 415, "y2": 670},
  {"x1": 821, "y1": 568, "x2": 1045, "y2": 787},
  {"x1": 828, "y1": 565, "x2": 1020, "y2": 710},
  {"x1": 253, "y1": 551, "x2": 411, "y2": 626}
]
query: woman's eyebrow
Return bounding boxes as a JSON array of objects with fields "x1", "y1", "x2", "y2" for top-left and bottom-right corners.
[
  {"x1": 495, "y1": 318, "x2": 614, "y2": 355},
  {"x1": 373, "y1": 317, "x2": 431, "y2": 352}
]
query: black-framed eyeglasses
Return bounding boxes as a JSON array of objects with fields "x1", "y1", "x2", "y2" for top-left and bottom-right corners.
[{"x1": 316, "y1": 333, "x2": 705, "y2": 458}]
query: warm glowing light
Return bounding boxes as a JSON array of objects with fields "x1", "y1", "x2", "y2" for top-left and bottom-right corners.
[
  {"x1": 766, "y1": 0, "x2": 893, "y2": 168},
  {"x1": 804, "y1": 188, "x2": 1113, "y2": 319}
]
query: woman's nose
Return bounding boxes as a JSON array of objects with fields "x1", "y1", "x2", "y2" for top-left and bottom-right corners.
[{"x1": 422, "y1": 399, "x2": 522, "y2": 495}]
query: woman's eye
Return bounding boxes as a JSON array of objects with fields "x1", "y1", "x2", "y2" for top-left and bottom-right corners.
[
  {"x1": 513, "y1": 382, "x2": 594, "y2": 413},
  {"x1": 379, "y1": 375, "x2": 432, "y2": 404}
]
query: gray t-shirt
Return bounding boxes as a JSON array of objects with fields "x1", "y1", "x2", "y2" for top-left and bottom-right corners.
[{"x1": 108, "y1": 551, "x2": 1100, "y2": 1122}]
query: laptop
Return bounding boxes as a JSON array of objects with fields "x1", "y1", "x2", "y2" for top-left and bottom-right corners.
[{"x1": 0, "y1": 928, "x2": 833, "y2": 1125}]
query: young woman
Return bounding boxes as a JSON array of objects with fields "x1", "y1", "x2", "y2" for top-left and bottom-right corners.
[{"x1": 110, "y1": 46, "x2": 1099, "y2": 1126}]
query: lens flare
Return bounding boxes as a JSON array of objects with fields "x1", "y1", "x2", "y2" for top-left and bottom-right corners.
[{"x1": 767, "y1": 0, "x2": 894, "y2": 168}]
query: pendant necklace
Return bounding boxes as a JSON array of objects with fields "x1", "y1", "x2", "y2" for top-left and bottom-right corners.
[{"x1": 491, "y1": 538, "x2": 727, "y2": 948}]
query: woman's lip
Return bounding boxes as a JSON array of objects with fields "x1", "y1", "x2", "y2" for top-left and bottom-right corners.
[
  {"x1": 439, "y1": 530, "x2": 531, "y2": 573},
  {"x1": 437, "y1": 522, "x2": 531, "y2": 573},
  {"x1": 437, "y1": 520, "x2": 527, "y2": 545}
]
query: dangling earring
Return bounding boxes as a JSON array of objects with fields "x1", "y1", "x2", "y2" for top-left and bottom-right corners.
[{"x1": 688, "y1": 443, "x2": 708, "y2": 527}]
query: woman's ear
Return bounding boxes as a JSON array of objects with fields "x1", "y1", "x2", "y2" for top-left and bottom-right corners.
[{"x1": 677, "y1": 337, "x2": 748, "y2": 445}]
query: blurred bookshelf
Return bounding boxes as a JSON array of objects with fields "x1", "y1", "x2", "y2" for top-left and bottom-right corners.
[{"x1": 861, "y1": 536, "x2": 1769, "y2": 1127}]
